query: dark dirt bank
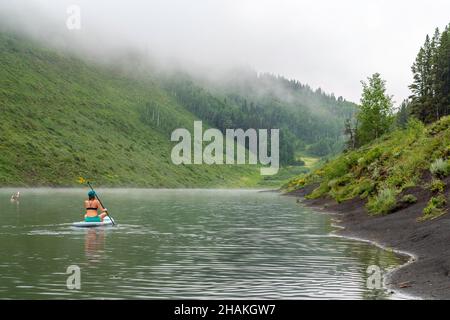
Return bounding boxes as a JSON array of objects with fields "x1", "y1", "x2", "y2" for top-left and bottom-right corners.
[{"x1": 286, "y1": 176, "x2": 450, "y2": 300}]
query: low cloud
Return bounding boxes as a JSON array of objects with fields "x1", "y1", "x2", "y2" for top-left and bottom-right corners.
[{"x1": 1, "y1": 0, "x2": 449, "y2": 103}]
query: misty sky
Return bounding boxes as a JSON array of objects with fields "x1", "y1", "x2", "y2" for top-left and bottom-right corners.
[{"x1": 1, "y1": 0, "x2": 449, "y2": 104}]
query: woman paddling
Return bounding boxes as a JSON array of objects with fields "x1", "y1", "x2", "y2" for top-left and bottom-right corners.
[
  {"x1": 10, "y1": 191, "x2": 20, "y2": 202},
  {"x1": 84, "y1": 190, "x2": 108, "y2": 222}
]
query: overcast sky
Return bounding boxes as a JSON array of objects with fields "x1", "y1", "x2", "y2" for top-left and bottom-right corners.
[{"x1": 1, "y1": 0, "x2": 449, "y2": 103}]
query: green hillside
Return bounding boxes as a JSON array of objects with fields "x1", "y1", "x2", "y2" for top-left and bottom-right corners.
[
  {"x1": 284, "y1": 23, "x2": 450, "y2": 221},
  {"x1": 0, "y1": 32, "x2": 262, "y2": 187},
  {"x1": 285, "y1": 117, "x2": 450, "y2": 220},
  {"x1": 162, "y1": 70, "x2": 357, "y2": 162},
  {"x1": 0, "y1": 31, "x2": 357, "y2": 187}
]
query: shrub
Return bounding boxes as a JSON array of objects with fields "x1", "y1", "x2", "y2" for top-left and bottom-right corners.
[
  {"x1": 330, "y1": 188, "x2": 352, "y2": 203},
  {"x1": 367, "y1": 188, "x2": 397, "y2": 215},
  {"x1": 324, "y1": 157, "x2": 351, "y2": 179},
  {"x1": 430, "y1": 179, "x2": 446, "y2": 193},
  {"x1": 350, "y1": 179, "x2": 376, "y2": 199},
  {"x1": 430, "y1": 158, "x2": 449, "y2": 177},
  {"x1": 420, "y1": 195, "x2": 447, "y2": 221},
  {"x1": 370, "y1": 166, "x2": 381, "y2": 180},
  {"x1": 401, "y1": 194, "x2": 417, "y2": 204},
  {"x1": 359, "y1": 148, "x2": 382, "y2": 167},
  {"x1": 306, "y1": 182, "x2": 330, "y2": 199},
  {"x1": 443, "y1": 146, "x2": 450, "y2": 158},
  {"x1": 427, "y1": 116, "x2": 450, "y2": 135},
  {"x1": 327, "y1": 175, "x2": 351, "y2": 188},
  {"x1": 406, "y1": 118, "x2": 425, "y2": 137},
  {"x1": 386, "y1": 174, "x2": 406, "y2": 189}
]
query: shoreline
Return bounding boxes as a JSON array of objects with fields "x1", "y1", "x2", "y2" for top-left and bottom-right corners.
[
  {"x1": 300, "y1": 200, "x2": 420, "y2": 300},
  {"x1": 285, "y1": 181, "x2": 450, "y2": 300},
  {"x1": 329, "y1": 232, "x2": 419, "y2": 300}
]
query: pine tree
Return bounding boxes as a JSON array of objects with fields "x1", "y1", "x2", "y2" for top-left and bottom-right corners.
[
  {"x1": 410, "y1": 35, "x2": 435, "y2": 122},
  {"x1": 431, "y1": 28, "x2": 441, "y2": 117},
  {"x1": 396, "y1": 99, "x2": 410, "y2": 128},
  {"x1": 410, "y1": 24, "x2": 450, "y2": 123},
  {"x1": 410, "y1": 46, "x2": 425, "y2": 120},
  {"x1": 435, "y1": 24, "x2": 450, "y2": 118}
]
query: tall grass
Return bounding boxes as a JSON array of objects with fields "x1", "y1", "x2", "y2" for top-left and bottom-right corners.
[
  {"x1": 286, "y1": 115, "x2": 450, "y2": 218},
  {"x1": 430, "y1": 158, "x2": 449, "y2": 177},
  {"x1": 367, "y1": 188, "x2": 397, "y2": 215}
]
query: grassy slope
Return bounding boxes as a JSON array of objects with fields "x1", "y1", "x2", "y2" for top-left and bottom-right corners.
[
  {"x1": 285, "y1": 117, "x2": 450, "y2": 219},
  {"x1": 0, "y1": 32, "x2": 262, "y2": 187}
]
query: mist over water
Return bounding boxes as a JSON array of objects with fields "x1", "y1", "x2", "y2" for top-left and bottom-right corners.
[{"x1": 0, "y1": 189, "x2": 404, "y2": 299}]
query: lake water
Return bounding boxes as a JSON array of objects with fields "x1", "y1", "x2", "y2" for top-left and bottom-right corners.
[{"x1": 0, "y1": 189, "x2": 404, "y2": 299}]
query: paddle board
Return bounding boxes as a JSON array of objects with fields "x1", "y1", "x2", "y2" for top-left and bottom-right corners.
[{"x1": 72, "y1": 216, "x2": 115, "y2": 228}]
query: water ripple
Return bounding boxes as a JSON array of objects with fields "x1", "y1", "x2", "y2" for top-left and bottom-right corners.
[{"x1": 0, "y1": 189, "x2": 404, "y2": 299}]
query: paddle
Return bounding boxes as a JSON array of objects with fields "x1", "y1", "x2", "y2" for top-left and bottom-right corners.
[
  {"x1": 88, "y1": 182, "x2": 116, "y2": 226},
  {"x1": 78, "y1": 177, "x2": 116, "y2": 225}
]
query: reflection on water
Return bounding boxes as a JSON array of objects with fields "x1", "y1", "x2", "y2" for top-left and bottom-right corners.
[
  {"x1": 85, "y1": 229, "x2": 105, "y2": 263},
  {"x1": 9, "y1": 199, "x2": 20, "y2": 214},
  {"x1": 0, "y1": 189, "x2": 405, "y2": 299}
]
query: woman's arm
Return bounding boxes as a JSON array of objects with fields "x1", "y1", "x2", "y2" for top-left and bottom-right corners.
[{"x1": 97, "y1": 199, "x2": 107, "y2": 212}]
